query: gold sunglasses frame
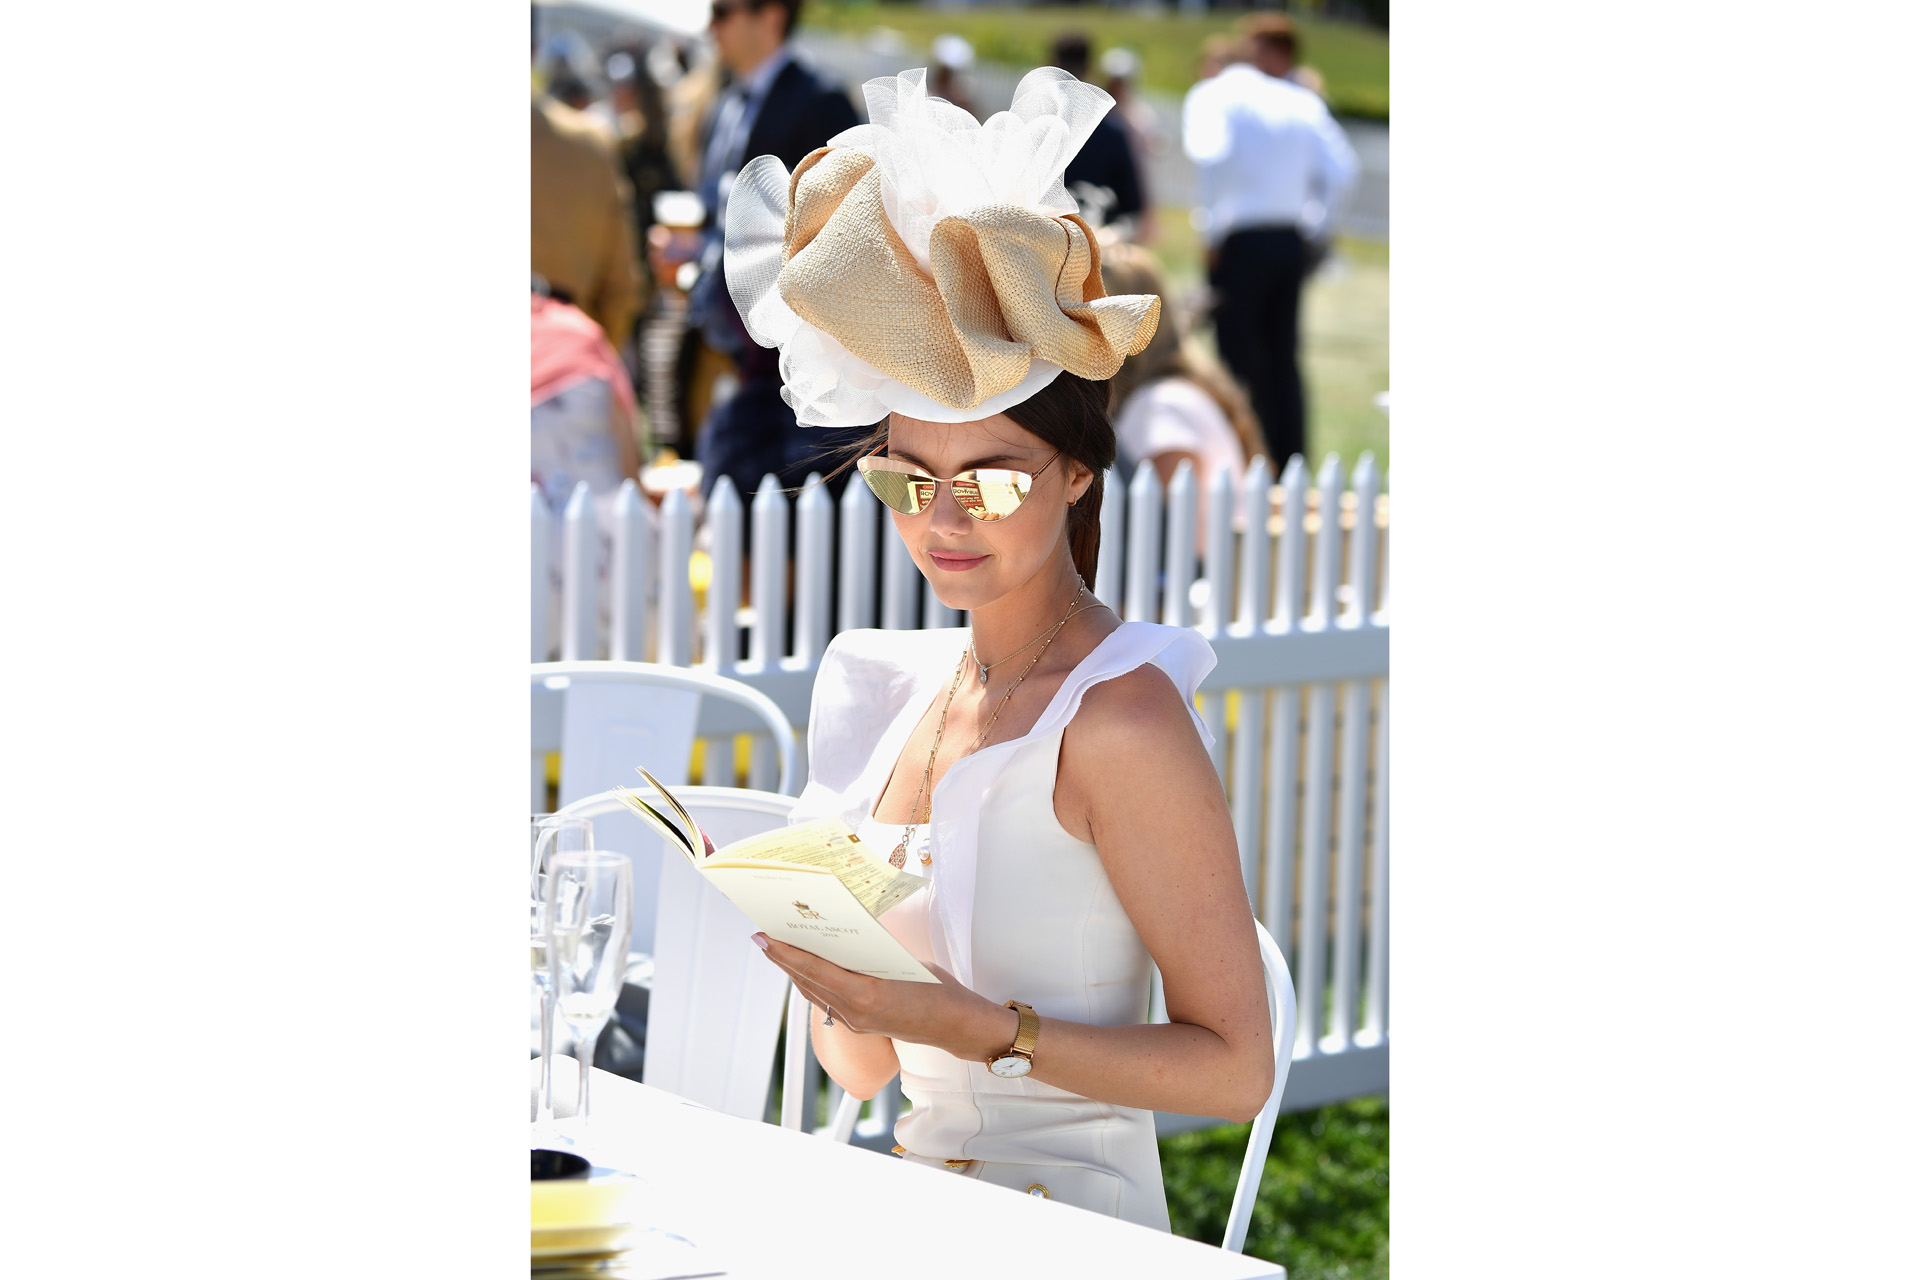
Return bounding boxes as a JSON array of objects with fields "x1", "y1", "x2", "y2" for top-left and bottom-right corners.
[{"x1": 855, "y1": 450, "x2": 1062, "y2": 522}]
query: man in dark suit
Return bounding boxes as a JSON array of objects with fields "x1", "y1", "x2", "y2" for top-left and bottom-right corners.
[
  {"x1": 1050, "y1": 32, "x2": 1144, "y2": 233},
  {"x1": 685, "y1": 0, "x2": 863, "y2": 510}
]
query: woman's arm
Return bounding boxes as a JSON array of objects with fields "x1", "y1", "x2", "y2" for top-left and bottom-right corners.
[
  {"x1": 1045, "y1": 664, "x2": 1275, "y2": 1121},
  {"x1": 805, "y1": 993, "x2": 900, "y2": 1101},
  {"x1": 758, "y1": 665, "x2": 1274, "y2": 1123}
]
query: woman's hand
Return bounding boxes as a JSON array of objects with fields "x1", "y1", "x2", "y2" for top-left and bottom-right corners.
[{"x1": 752, "y1": 933, "x2": 1019, "y2": 1064}]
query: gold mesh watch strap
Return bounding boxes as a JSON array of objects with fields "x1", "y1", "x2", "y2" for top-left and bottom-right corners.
[{"x1": 1002, "y1": 1000, "x2": 1039, "y2": 1059}]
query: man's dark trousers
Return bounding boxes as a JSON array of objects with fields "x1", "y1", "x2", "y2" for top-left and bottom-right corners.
[{"x1": 1210, "y1": 225, "x2": 1309, "y2": 468}]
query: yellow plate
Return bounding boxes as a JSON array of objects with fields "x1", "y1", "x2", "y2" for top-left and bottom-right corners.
[
  {"x1": 532, "y1": 1222, "x2": 635, "y2": 1260},
  {"x1": 532, "y1": 1175, "x2": 635, "y2": 1228}
]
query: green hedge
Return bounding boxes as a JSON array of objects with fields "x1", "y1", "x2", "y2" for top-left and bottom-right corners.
[{"x1": 1162, "y1": 1097, "x2": 1389, "y2": 1278}]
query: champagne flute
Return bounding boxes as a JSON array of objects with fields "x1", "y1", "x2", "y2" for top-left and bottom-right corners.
[
  {"x1": 532, "y1": 815, "x2": 592, "y2": 1129},
  {"x1": 545, "y1": 851, "x2": 633, "y2": 1133}
]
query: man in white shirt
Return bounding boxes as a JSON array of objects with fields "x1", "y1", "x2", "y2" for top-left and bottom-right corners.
[{"x1": 1182, "y1": 16, "x2": 1357, "y2": 468}]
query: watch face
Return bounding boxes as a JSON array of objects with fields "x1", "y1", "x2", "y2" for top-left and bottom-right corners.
[{"x1": 989, "y1": 1055, "x2": 1032, "y2": 1079}]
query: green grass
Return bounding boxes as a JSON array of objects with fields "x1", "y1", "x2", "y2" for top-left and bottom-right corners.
[
  {"x1": 1163, "y1": 1098, "x2": 1389, "y2": 1279},
  {"x1": 1300, "y1": 237, "x2": 1389, "y2": 478},
  {"x1": 808, "y1": 1, "x2": 1389, "y2": 119},
  {"x1": 1150, "y1": 214, "x2": 1389, "y2": 478}
]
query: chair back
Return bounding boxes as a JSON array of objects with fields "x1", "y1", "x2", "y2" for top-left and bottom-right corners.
[
  {"x1": 535, "y1": 662, "x2": 799, "y2": 955},
  {"x1": 554, "y1": 785, "x2": 797, "y2": 1123},
  {"x1": 1221, "y1": 919, "x2": 1299, "y2": 1254}
]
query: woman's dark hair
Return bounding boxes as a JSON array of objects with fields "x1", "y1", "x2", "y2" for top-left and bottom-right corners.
[
  {"x1": 1005, "y1": 373, "x2": 1116, "y2": 586},
  {"x1": 820, "y1": 372, "x2": 1119, "y2": 585}
]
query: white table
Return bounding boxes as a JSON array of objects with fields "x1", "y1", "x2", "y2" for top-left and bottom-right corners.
[{"x1": 552, "y1": 1069, "x2": 1286, "y2": 1279}]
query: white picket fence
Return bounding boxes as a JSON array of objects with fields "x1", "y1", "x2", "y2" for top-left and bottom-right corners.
[{"x1": 533, "y1": 453, "x2": 1388, "y2": 1115}]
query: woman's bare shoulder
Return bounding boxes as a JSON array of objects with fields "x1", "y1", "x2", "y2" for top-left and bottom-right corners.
[{"x1": 1065, "y1": 662, "x2": 1205, "y2": 761}]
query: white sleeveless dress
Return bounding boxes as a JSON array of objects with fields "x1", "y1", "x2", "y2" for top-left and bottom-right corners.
[{"x1": 794, "y1": 622, "x2": 1218, "y2": 1231}]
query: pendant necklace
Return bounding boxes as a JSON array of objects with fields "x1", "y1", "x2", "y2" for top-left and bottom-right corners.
[{"x1": 969, "y1": 582, "x2": 1096, "y2": 685}]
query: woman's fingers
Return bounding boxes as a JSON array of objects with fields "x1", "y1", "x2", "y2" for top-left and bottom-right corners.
[{"x1": 753, "y1": 933, "x2": 869, "y2": 1010}]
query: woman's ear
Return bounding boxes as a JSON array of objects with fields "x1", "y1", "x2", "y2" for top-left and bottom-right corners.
[{"x1": 1065, "y1": 459, "x2": 1094, "y2": 507}]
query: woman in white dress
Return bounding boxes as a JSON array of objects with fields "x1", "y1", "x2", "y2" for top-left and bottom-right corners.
[{"x1": 722, "y1": 68, "x2": 1273, "y2": 1231}]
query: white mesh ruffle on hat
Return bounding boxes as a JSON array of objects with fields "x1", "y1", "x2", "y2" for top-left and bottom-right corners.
[{"x1": 724, "y1": 67, "x2": 1138, "y2": 429}]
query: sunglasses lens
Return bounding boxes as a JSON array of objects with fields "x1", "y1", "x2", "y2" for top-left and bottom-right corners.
[
  {"x1": 858, "y1": 461, "x2": 931, "y2": 515},
  {"x1": 959, "y1": 470, "x2": 1031, "y2": 521},
  {"x1": 857, "y1": 458, "x2": 1036, "y2": 520}
]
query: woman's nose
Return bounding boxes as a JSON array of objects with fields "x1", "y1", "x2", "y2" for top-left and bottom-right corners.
[{"x1": 927, "y1": 481, "x2": 975, "y2": 536}]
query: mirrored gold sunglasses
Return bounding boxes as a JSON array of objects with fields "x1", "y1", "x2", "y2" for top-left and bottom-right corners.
[{"x1": 856, "y1": 451, "x2": 1061, "y2": 522}]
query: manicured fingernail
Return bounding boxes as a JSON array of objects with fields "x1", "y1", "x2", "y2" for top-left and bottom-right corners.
[{"x1": 751, "y1": 933, "x2": 769, "y2": 950}]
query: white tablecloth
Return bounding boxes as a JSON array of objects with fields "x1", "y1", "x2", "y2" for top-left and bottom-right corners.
[{"x1": 546, "y1": 1069, "x2": 1286, "y2": 1279}]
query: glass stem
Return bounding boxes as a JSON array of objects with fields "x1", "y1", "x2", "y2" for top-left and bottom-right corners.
[
  {"x1": 576, "y1": 1024, "x2": 596, "y2": 1124},
  {"x1": 537, "y1": 988, "x2": 557, "y2": 1124}
]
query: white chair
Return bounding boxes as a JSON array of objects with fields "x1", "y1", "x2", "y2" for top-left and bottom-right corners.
[
  {"x1": 784, "y1": 985, "x2": 868, "y2": 1141},
  {"x1": 554, "y1": 784, "x2": 826, "y2": 1128},
  {"x1": 1221, "y1": 919, "x2": 1299, "y2": 1254},
  {"x1": 535, "y1": 662, "x2": 799, "y2": 958}
]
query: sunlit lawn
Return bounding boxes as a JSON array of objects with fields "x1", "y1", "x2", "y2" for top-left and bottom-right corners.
[
  {"x1": 1150, "y1": 210, "x2": 1389, "y2": 478},
  {"x1": 808, "y1": 0, "x2": 1389, "y2": 118}
]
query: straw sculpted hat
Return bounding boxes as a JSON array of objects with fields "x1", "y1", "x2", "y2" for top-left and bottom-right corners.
[{"x1": 724, "y1": 67, "x2": 1161, "y2": 429}]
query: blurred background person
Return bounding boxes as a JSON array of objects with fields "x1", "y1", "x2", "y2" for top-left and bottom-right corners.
[
  {"x1": 1100, "y1": 242, "x2": 1260, "y2": 552},
  {"x1": 1197, "y1": 33, "x2": 1242, "y2": 82},
  {"x1": 680, "y1": 0, "x2": 862, "y2": 509},
  {"x1": 1098, "y1": 45, "x2": 1160, "y2": 244},
  {"x1": 532, "y1": 280, "x2": 645, "y2": 657},
  {"x1": 929, "y1": 34, "x2": 978, "y2": 120},
  {"x1": 547, "y1": 62, "x2": 596, "y2": 114},
  {"x1": 533, "y1": 46, "x2": 644, "y2": 353},
  {"x1": 1050, "y1": 31, "x2": 1143, "y2": 237},
  {"x1": 1183, "y1": 13, "x2": 1355, "y2": 471},
  {"x1": 602, "y1": 45, "x2": 682, "y2": 299},
  {"x1": 532, "y1": 282, "x2": 643, "y2": 510}
]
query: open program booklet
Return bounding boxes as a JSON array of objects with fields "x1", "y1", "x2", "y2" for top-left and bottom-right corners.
[{"x1": 619, "y1": 768, "x2": 939, "y2": 983}]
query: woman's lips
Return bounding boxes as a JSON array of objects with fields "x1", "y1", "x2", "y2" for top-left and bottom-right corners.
[{"x1": 926, "y1": 551, "x2": 989, "y2": 572}]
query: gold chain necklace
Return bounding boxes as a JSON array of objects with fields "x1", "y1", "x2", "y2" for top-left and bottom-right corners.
[
  {"x1": 969, "y1": 583, "x2": 1087, "y2": 685},
  {"x1": 889, "y1": 652, "x2": 968, "y2": 869},
  {"x1": 888, "y1": 584, "x2": 1110, "y2": 869}
]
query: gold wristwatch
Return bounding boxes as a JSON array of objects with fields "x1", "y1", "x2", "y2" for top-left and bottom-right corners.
[{"x1": 987, "y1": 1000, "x2": 1039, "y2": 1079}]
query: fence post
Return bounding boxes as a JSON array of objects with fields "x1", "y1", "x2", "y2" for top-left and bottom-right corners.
[
  {"x1": 1276, "y1": 455, "x2": 1309, "y2": 631},
  {"x1": 793, "y1": 474, "x2": 832, "y2": 665},
  {"x1": 749, "y1": 474, "x2": 789, "y2": 670},
  {"x1": 561, "y1": 481, "x2": 598, "y2": 661},
  {"x1": 656, "y1": 486, "x2": 694, "y2": 667},
  {"x1": 881, "y1": 504, "x2": 917, "y2": 630},
  {"x1": 1093, "y1": 465, "x2": 1124, "y2": 606},
  {"x1": 1309, "y1": 455, "x2": 1345, "y2": 628},
  {"x1": 1345, "y1": 454, "x2": 1379, "y2": 630},
  {"x1": 838, "y1": 470, "x2": 877, "y2": 633},
  {"x1": 706, "y1": 476, "x2": 743, "y2": 673},
  {"x1": 1123, "y1": 463, "x2": 1160, "y2": 623},
  {"x1": 1163, "y1": 459, "x2": 1197, "y2": 629},
  {"x1": 1376, "y1": 469, "x2": 1390, "y2": 621},
  {"x1": 1199, "y1": 463, "x2": 1234, "y2": 637},
  {"x1": 531, "y1": 484, "x2": 551, "y2": 663},
  {"x1": 608, "y1": 479, "x2": 654, "y2": 662},
  {"x1": 1235, "y1": 455, "x2": 1274, "y2": 635},
  {"x1": 1364, "y1": 683, "x2": 1389, "y2": 1044}
]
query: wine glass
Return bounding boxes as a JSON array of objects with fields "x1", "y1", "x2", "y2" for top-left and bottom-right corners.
[
  {"x1": 545, "y1": 851, "x2": 633, "y2": 1135},
  {"x1": 531, "y1": 815, "x2": 592, "y2": 1129}
]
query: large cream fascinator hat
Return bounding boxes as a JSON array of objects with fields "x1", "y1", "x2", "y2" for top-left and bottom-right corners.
[{"x1": 724, "y1": 67, "x2": 1161, "y2": 429}]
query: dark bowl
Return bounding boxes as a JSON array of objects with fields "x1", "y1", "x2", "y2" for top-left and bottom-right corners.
[{"x1": 531, "y1": 1148, "x2": 592, "y2": 1181}]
